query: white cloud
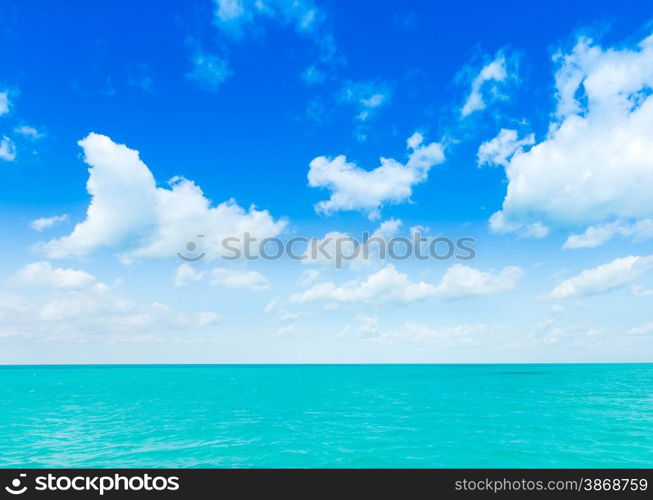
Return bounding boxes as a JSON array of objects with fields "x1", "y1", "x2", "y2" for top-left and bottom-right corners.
[
  {"x1": 187, "y1": 51, "x2": 232, "y2": 91},
  {"x1": 290, "y1": 264, "x2": 434, "y2": 304},
  {"x1": 308, "y1": 132, "x2": 445, "y2": 219},
  {"x1": 342, "y1": 317, "x2": 653, "y2": 350},
  {"x1": 461, "y1": 53, "x2": 510, "y2": 117},
  {"x1": 30, "y1": 214, "x2": 68, "y2": 232},
  {"x1": 477, "y1": 128, "x2": 534, "y2": 168},
  {"x1": 213, "y1": 0, "x2": 338, "y2": 65},
  {"x1": 300, "y1": 231, "x2": 361, "y2": 268},
  {"x1": 372, "y1": 218, "x2": 402, "y2": 239},
  {"x1": 289, "y1": 263, "x2": 523, "y2": 305},
  {"x1": 378, "y1": 322, "x2": 497, "y2": 344},
  {"x1": 37, "y1": 133, "x2": 286, "y2": 260},
  {"x1": 341, "y1": 315, "x2": 499, "y2": 344},
  {"x1": 488, "y1": 34, "x2": 653, "y2": 240},
  {"x1": 0, "y1": 91, "x2": 9, "y2": 115},
  {"x1": 564, "y1": 222, "x2": 628, "y2": 249},
  {"x1": 520, "y1": 222, "x2": 550, "y2": 239},
  {"x1": 14, "y1": 125, "x2": 44, "y2": 140},
  {"x1": 563, "y1": 219, "x2": 653, "y2": 249},
  {"x1": 210, "y1": 268, "x2": 270, "y2": 291},
  {"x1": 0, "y1": 136, "x2": 16, "y2": 161},
  {"x1": 0, "y1": 285, "x2": 220, "y2": 340},
  {"x1": 548, "y1": 255, "x2": 653, "y2": 299},
  {"x1": 174, "y1": 263, "x2": 206, "y2": 287},
  {"x1": 264, "y1": 298, "x2": 279, "y2": 313},
  {"x1": 215, "y1": 0, "x2": 321, "y2": 36},
  {"x1": 489, "y1": 211, "x2": 551, "y2": 239},
  {"x1": 7, "y1": 261, "x2": 96, "y2": 289},
  {"x1": 207, "y1": 1, "x2": 339, "y2": 96},
  {"x1": 300, "y1": 219, "x2": 404, "y2": 269},
  {"x1": 338, "y1": 80, "x2": 393, "y2": 122},
  {"x1": 215, "y1": 0, "x2": 245, "y2": 23},
  {"x1": 297, "y1": 269, "x2": 321, "y2": 287},
  {"x1": 626, "y1": 323, "x2": 653, "y2": 336},
  {"x1": 262, "y1": 298, "x2": 307, "y2": 329},
  {"x1": 339, "y1": 313, "x2": 381, "y2": 339},
  {"x1": 433, "y1": 263, "x2": 524, "y2": 301},
  {"x1": 392, "y1": 322, "x2": 496, "y2": 344}
]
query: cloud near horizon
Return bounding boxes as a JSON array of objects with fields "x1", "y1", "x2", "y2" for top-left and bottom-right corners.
[
  {"x1": 290, "y1": 263, "x2": 524, "y2": 305},
  {"x1": 0, "y1": 285, "x2": 220, "y2": 341}
]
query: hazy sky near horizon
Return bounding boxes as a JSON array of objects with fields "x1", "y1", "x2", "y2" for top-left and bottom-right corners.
[{"x1": 1, "y1": 0, "x2": 653, "y2": 363}]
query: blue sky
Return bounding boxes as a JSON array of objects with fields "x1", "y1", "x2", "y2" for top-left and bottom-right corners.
[{"x1": 1, "y1": 0, "x2": 653, "y2": 363}]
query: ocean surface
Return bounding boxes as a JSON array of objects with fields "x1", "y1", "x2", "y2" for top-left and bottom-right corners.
[{"x1": 0, "y1": 364, "x2": 651, "y2": 468}]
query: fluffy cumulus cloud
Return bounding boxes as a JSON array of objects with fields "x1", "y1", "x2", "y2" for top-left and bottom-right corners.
[
  {"x1": 36, "y1": 133, "x2": 286, "y2": 261},
  {"x1": 30, "y1": 214, "x2": 68, "y2": 232},
  {"x1": 461, "y1": 53, "x2": 511, "y2": 117},
  {"x1": 431, "y1": 264, "x2": 524, "y2": 301},
  {"x1": 487, "y1": 34, "x2": 653, "y2": 244},
  {"x1": 7, "y1": 261, "x2": 96, "y2": 289},
  {"x1": 290, "y1": 264, "x2": 433, "y2": 304},
  {"x1": 289, "y1": 263, "x2": 523, "y2": 305},
  {"x1": 308, "y1": 133, "x2": 445, "y2": 219},
  {"x1": 548, "y1": 255, "x2": 653, "y2": 300},
  {"x1": 0, "y1": 136, "x2": 16, "y2": 161}
]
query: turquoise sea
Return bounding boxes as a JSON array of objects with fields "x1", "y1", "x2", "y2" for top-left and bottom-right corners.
[{"x1": 0, "y1": 364, "x2": 651, "y2": 468}]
